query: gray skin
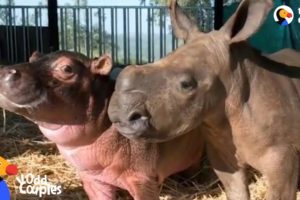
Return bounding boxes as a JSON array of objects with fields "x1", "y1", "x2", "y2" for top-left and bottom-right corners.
[
  {"x1": 108, "y1": 0, "x2": 300, "y2": 199},
  {"x1": 0, "y1": 51, "x2": 205, "y2": 200}
]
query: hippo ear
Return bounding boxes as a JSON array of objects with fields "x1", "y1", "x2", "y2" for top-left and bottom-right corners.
[
  {"x1": 169, "y1": 0, "x2": 199, "y2": 41},
  {"x1": 29, "y1": 51, "x2": 43, "y2": 62},
  {"x1": 91, "y1": 54, "x2": 112, "y2": 76},
  {"x1": 221, "y1": 0, "x2": 273, "y2": 43}
]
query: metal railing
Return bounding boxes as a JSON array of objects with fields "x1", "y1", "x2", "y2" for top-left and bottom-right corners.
[
  {"x1": 0, "y1": 6, "x2": 48, "y2": 64},
  {"x1": 0, "y1": 5, "x2": 214, "y2": 64}
]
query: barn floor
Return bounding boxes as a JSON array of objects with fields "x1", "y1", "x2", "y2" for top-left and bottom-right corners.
[{"x1": 1, "y1": 111, "x2": 299, "y2": 200}]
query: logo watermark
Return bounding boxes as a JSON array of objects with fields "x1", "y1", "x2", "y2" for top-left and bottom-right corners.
[
  {"x1": 16, "y1": 173, "x2": 62, "y2": 197},
  {"x1": 0, "y1": 156, "x2": 18, "y2": 200},
  {"x1": 273, "y1": 5, "x2": 294, "y2": 26},
  {"x1": 298, "y1": 8, "x2": 300, "y2": 23}
]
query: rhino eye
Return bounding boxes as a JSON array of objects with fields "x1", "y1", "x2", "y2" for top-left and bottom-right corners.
[{"x1": 180, "y1": 78, "x2": 197, "y2": 91}]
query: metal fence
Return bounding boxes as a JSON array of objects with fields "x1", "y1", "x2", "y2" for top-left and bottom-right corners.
[
  {"x1": 0, "y1": 6, "x2": 49, "y2": 64},
  {"x1": 0, "y1": 5, "x2": 214, "y2": 65}
]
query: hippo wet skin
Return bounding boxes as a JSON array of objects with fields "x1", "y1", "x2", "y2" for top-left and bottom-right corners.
[
  {"x1": 0, "y1": 51, "x2": 204, "y2": 200},
  {"x1": 108, "y1": 0, "x2": 300, "y2": 199}
]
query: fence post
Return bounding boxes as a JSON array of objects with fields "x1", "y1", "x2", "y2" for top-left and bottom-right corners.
[
  {"x1": 48, "y1": 0, "x2": 59, "y2": 51},
  {"x1": 214, "y1": 0, "x2": 223, "y2": 30}
]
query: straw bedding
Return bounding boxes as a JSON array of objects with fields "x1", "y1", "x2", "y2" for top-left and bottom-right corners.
[{"x1": 1, "y1": 110, "x2": 299, "y2": 200}]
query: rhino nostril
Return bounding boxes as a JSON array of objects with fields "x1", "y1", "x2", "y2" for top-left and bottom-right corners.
[
  {"x1": 127, "y1": 111, "x2": 149, "y2": 122},
  {"x1": 128, "y1": 112, "x2": 142, "y2": 121}
]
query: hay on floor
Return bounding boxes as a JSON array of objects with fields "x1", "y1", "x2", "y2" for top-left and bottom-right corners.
[{"x1": 1, "y1": 110, "x2": 299, "y2": 200}]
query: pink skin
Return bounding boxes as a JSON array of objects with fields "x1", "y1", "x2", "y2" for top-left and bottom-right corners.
[
  {"x1": 40, "y1": 125, "x2": 125, "y2": 200},
  {"x1": 0, "y1": 51, "x2": 204, "y2": 200},
  {"x1": 39, "y1": 113, "x2": 204, "y2": 200}
]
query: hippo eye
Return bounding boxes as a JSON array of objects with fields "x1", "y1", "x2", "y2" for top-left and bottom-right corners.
[
  {"x1": 180, "y1": 78, "x2": 197, "y2": 91},
  {"x1": 61, "y1": 65, "x2": 74, "y2": 74}
]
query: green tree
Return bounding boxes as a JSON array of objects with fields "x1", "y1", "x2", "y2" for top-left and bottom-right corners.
[
  {"x1": 141, "y1": 0, "x2": 214, "y2": 32},
  {"x1": 58, "y1": 0, "x2": 113, "y2": 56},
  {"x1": 140, "y1": 0, "x2": 240, "y2": 6},
  {"x1": 142, "y1": 0, "x2": 209, "y2": 6},
  {"x1": 28, "y1": 1, "x2": 44, "y2": 26},
  {"x1": 139, "y1": 0, "x2": 241, "y2": 32},
  {"x1": 0, "y1": 0, "x2": 15, "y2": 25}
]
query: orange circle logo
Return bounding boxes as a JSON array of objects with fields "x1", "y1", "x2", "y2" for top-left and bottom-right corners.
[{"x1": 274, "y1": 5, "x2": 294, "y2": 26}]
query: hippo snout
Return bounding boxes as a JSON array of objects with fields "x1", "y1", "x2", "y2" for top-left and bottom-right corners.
[
  {"x1": 0, "y1": 68, "x2": 21, "y2": 87},
  {"x1": 108, "y1": 91, "x2": 151, "y2": 139},
  {"x1": 0, "y1": 65, "x2": 44, "y2": 106}
]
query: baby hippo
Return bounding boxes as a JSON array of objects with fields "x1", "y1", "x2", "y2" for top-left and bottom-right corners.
[{"x1": 0, "y1": 51, "x2": 204, "y2": 200}]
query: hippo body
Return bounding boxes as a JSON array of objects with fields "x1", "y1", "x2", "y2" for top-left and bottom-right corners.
[
  {"x1": 0, "y1": 51, "x2": 204, "y2": 200},
  {"x1": 108, "y1": 0, "x2": 300, "y2": 200},
  {"x1": 41, "y1": 123, "x2": 204, "y2": 200}
]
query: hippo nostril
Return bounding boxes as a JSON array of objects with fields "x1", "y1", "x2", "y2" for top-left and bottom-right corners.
[
  {"x1": 9, "y1": 69, "x2": 17, "y2": 74},
  {"x1": 5, "y1": 69, "x2": 20, "y2": 82},
  {"x1": 128, "y1": 112, "x2": 142, "y2": 121}
]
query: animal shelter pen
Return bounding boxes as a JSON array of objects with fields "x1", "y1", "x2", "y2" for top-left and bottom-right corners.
[{"x1": 0, "y1": 0, "x2": 224, "y2": 65}]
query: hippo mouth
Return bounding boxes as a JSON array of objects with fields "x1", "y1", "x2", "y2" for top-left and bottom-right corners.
[
  {"x1": 0, "y1": 89, "x2": 47, "y2": 109},
  {"x1": 114, "y1": 116, "x2": 151, "y2": 138}
]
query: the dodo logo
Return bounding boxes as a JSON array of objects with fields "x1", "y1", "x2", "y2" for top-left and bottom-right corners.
[
  {"x1": 274, "y1": 5, "x2": 294, "y2": 26},
  {"x1": 0, "y1": 156, "x2": 18, "y2": 200}
]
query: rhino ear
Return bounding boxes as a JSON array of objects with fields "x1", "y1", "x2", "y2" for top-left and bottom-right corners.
[
  {"x1": 29, "y1": 51, "x2": 43, "y2": 62},
  {"x1": 221, "y1": 0, "x2": 273, "y2": 43},
  {"x1": 169, "y1": 0, "x2": 199, "y2": 41},
  {"x1": 91, "y1": 54, "x2": 112, "y2": 76}
]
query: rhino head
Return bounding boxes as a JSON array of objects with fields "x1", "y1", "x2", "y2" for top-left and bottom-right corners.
[{"x1": 108, "y1": 0, "x2": 273, "y2": 142}]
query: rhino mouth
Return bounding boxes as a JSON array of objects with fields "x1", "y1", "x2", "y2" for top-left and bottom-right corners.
[{"x1": 114, "y1": 116, "x2": 150, "y2": 138}]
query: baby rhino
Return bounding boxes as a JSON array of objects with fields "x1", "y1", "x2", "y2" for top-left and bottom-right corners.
[{"x1": 0, "y1": 51, "x2": 204, "y2": 200}]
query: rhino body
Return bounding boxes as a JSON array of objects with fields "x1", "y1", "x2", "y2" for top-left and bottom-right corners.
[
  {"x1": 266, "y1": 48, "x2": 300, "y2": 67},
  {"x1": 109, "y1": 0, "x2": 300, "y2": 199}
]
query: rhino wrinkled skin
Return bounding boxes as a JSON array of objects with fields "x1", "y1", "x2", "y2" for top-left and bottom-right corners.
[{"x1": 109, "y1": 0, "x2": 300, "y2": 199}]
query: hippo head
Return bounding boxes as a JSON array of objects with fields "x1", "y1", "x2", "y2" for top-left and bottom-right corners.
[
  {"x1": 108, "y1": 0, "x2": 273, "y2": 141},
  {"x1": 0, "y1": 51, "x2": 112, "y2": 126}
]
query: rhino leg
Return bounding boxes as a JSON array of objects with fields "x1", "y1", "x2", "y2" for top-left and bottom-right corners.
[
  {"x1": 81, "y1": 178, "x2": 117, "y2": 200},
  {"x1": 254, "y1": 146, "x2": 298, "y2": 200},
  {"x1": 207, "y1": 144, "x2": 250, "y2": 200}
]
